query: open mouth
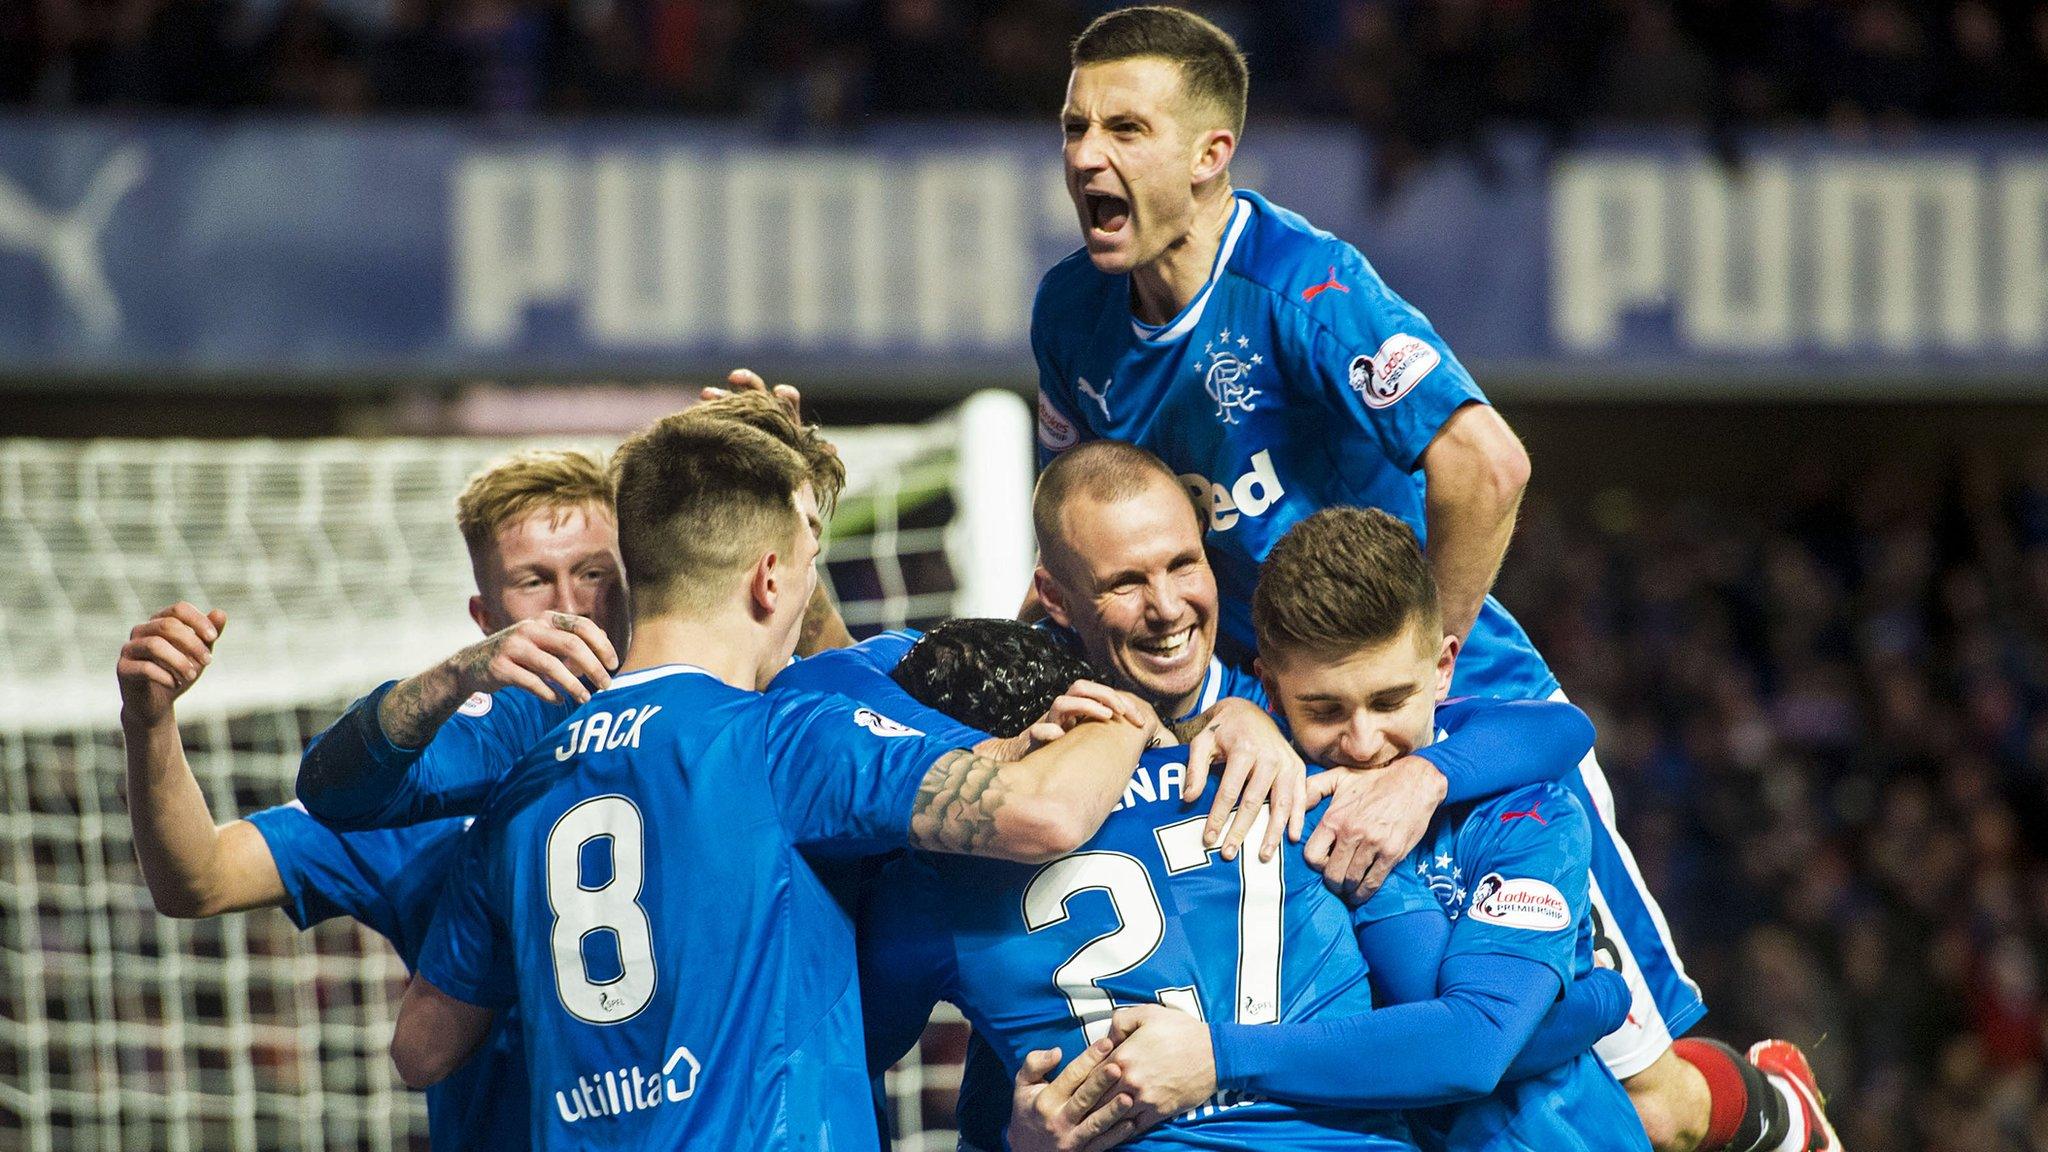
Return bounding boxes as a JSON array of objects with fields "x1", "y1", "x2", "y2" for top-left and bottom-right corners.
[
  {"x1": 1085, "y1": 191, "x2": 1131, "y2": 236},
  {"x1": 1130, "y1": 626, "x2": 1194, "y2": 661}
]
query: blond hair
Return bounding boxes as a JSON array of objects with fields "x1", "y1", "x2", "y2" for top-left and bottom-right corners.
[{"x1": 455, "y1": 449, "x2": 613, "y2": 558}]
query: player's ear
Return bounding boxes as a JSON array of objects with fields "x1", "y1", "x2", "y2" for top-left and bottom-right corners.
[
  {"x1": 1252, "y1": 655, "x2": 1282, "y2": 711},
  {"x1": 1190, "y1": 127, "x2": 1234, "y2": 186},
  {"x1": 467, "y1": 594, "x2": 490, "y2": 636},
  {"x1": 748, "y1": 549, "x2": 781, "y2": 621},
  {"x1": 1034, "y1": 565, "x2": 1072, "y2": 628},
  {"x1": 1433, "y1": 633, "x2": 1460, "y2": 700}
]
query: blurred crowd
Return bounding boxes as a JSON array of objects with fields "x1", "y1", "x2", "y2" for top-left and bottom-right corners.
[
  {"x1": 9, "y1": 0, "x2": 2048, "y2": 134},
  {"x1": 1495, "y1": 447, "x2": 2048, "y2": 1152}
]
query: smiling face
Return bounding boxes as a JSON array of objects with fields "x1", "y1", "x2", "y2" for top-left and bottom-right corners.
[
  {"x1": 1062, "y1": 56, "x2": 1229, "y2": 276},
  {"x1": 1260, "y1": 619, "x2": 1458, "y2": 772},
  {"x1": 1038, "y1": 472, "x2": 1218, "y2": 717},
  {"x1": 470, "y1": 502, "x2": 627, "y2": 643}
]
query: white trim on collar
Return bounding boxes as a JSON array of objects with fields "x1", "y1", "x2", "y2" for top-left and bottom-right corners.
[
  {"x1": 1198, "y1": 657, "x2": 1224, "y2": 714},
  {"x1": 1130, "y1": 198, "x2": 1253, "y2": 344},
  {"x1": 604, "y1": 664, "x2": 716, "y2": 691}
]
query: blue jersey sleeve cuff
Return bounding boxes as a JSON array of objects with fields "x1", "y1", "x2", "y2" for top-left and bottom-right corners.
[{"x1": 296, "y1": 681, "x2": 420, "y2": 829}]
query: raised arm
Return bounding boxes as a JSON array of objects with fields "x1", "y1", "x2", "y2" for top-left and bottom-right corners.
[
  {"x1": 698, "y1": 368, "x2": 854, "y2": 657},
  {"x1": 118, "y1": 604, "x2": 290, "y2": 918},
  {"x1": 1419, "y1": 403, "x2": 1530, "y2": 643}
]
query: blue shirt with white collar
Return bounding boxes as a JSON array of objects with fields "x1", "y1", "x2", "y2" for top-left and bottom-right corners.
[
  {"x1": 1032, "y1": 189, "x2": 1556, "y2": 701},
  {"x1": 416, "y1": 663, "x2": 979, "y2": 1151}
]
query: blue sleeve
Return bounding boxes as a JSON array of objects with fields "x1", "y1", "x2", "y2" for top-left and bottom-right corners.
[
  {"x1": 1032, "y1": 278, "x2": 1090, "y2": 467},
  {"x1": 1353, "y1": 907, "x2": 1449, "y2": 1007},
  {"x1": 855, "y1": 857, "x2": 953, "y2": 1074},
  {"x1": 298, "y1": 682, "x2": 558, "y2": 831},
  {"x1": 1282, "y1": 248, "x2": 1486, "y2": 471},
  {"x1": 847, "y1": 630, "x2": 922, "y2": 676},
  {"x1": 414, "y1": 829, "x2": 517, "y2": 1010},
  {"x1": 1413, "y1": 698, "x2": 1595, "y2": 806},
  {"x1": 760, "y1": 691, "x2": 978, "y2": 850},
  {"x1": 767, "y1": 646, "x2": 986, "y2": 751},
  {"x1": 246, "y1": 803, "x2": 408, "y2": 939},
  {"x1": 1503, "y1": 968, "x2": 1631, "y2": 1081},
  {"x1": 1445, "y1": 785, "x2": 1591, "y2": 989},
  {"x1": 1346, "y1": 846, "x2": 1442, "y2": 927},
  {"x1": 1211, "y1": 952, "x2": 1559, "y2": 1108}
]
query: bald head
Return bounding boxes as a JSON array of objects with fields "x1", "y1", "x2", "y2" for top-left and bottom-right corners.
[
  {"x1": 1033, "y1": 440, "x2": 1202, "y2": 578},
  {"x1": 1031, "y1": 441, "x2": 1219, "y2": 717}
]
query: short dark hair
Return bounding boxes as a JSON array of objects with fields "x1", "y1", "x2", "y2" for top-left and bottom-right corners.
[
  {"x1": 1253, "y1": 507, "x2": 1442, "y2": 663},
  {"x1": 1033, "y1": 439, "x2": 1202, "y2": 578},
  {"x1": 1071, "y1": 5, "x2": 1249, "y2": 137},
  {"x1": 683, "y1": 390, "x2": 847, "y2": 518},
  {"x1": 609, "y1": 414, "x2": 807, "y2": 616},
  {"x1": 892, "y1": 619, "x2": 1096, "y2": 739}
]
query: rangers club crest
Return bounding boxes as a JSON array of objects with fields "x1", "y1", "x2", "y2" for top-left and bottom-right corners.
[
  {"x1": 1199, "y1": 329, "x2": 1265, "y2": 424},
  {"x1": 1420, "y1": 850, "x2": 1468, "y2": 918}
]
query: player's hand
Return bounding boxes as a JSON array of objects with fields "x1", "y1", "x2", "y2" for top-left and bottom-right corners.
[
  {"x1": 1182, "y1": 697, "x2": 1306, "y2": 863},
  {"x1": 700, "y1": 368, "x2": 803, "y2": 422},
  {"x1": 1302, "y1": 755, "x2": 1448, "y2": 903},
  {"x1": 1024, "y1": 681, "x2": 1165, "y2": 750},
  {"x1": 1094, "y1": 1005, "x2": 1217, "y2": 1133},
  {"x1": 117, "y1": 603, "x2": 227, "y2": 728},
  {"x1": 447, "y1": 612, "x2": 619, "y2": 706},
  {"x1": 1008, "y1": 1041, "x2": 1139, "y2": 1152}
]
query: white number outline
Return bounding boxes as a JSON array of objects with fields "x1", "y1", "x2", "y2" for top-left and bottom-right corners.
[
  {"x1": 1155, "y1": 811, "x2": 1282, "y2": 1024},
  {"x1": 546, "y1": 794, "x2": 657, "y2": 1025},
  {"x1": 1020, "y1": 808, "x2": 1285, "y2": 1041},
  {"x1": 1021, "y1": 852, "x2": 1163, "y2": 1044}
]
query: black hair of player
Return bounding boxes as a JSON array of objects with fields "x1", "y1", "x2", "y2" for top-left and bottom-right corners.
[{"x1": 891, "y1": 619, "x2": 1096, "y2": 739}]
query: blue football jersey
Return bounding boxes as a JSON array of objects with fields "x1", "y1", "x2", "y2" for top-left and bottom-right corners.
[
  {"x1": 1032, "y1": 189, "x2": 1556, "y2": 702},
  {"x1": 246, "y1": 805, "x2": 528, "y2": 1152},
  {"x1": 860, "y1": 747, "x2": 1433, "y2": 1152},
  {"x1": 1401, "y1": 781, "x2": 1646, "y2": 1152},
  {"x1": 768, "y1": 631, "x2": 965, "y2": 741},
  {"x1": 416, "y1": 664, "x2": 978, "y2": 1151}
]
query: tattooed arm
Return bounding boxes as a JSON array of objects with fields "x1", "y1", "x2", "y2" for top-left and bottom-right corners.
[
  {"x1": 909, "y1": 698, "x2": 1154, "y2": 863},
  {"x1": 299, "y1": 612, "x2": 619, "y2": 830},
  {"x1": 377, "y1": 612, "x2": 618, "y2": 748}
]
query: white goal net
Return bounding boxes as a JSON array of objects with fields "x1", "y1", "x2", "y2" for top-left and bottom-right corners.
[{"x1": 0, "y1": 390, "x2": 1032, "y2": 1152}]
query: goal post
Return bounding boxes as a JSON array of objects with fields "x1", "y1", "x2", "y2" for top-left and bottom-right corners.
[{"x1": 0, "y1": 390, "x2": 1033, "y2": 1151}]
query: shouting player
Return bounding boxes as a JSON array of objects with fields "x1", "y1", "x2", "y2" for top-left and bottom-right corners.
[
  {"x1": 1029, "y1": 8, "x2": 1837, "y2": 1150},
  {"x1": 389, "y1": 413, "x2": 1159, "y2": 1150}
]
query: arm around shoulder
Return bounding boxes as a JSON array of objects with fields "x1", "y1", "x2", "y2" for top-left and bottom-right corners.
[{"x1": 909, "y1": 703, "x2": 1153, "y2": 864}]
